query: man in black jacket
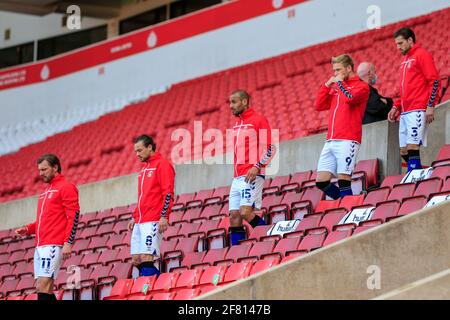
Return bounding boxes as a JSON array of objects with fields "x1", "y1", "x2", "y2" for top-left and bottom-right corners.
[{"x1": 357, "y1": 62, "x2": 393, "y2": 124}]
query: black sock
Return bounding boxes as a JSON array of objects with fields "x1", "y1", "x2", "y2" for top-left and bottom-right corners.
[
  {"x1": 338, "y1": 179, "x2": 353, "y2": 197},
  {"x1": 316, "y1": 181, "x2": 340, "y2": 200},
  {"x1": 401, "y1": 154, "x2": 409, "y2": 163},
  {"x1": 37, "y1": 293, "x2": 56, "y2": 301},
  {"x1": 249, "y1": 215, "x2": 265, "y2": 228}
]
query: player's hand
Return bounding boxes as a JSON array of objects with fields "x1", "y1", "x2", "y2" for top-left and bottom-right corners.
[
  {"x1": 127, "y1": 220, "x2": 135, "y2": 232},
  {"x1": 62, "y1": 243, "x2": 72, "y2": 260},
  {"x1": 325, "y1": 76, "x2": 337, "y2": 87},
  {"x1": 335, "y1": 74, "x2": 345, "y2": 82},
  {"x1": 245, "y1": 167, "x2": 259, "y2": 183},
  {"x1": 14, "y1": 227, "x2": 28, "y2": 239},
  {"x1": 426, "y1": 107, "x2": 435, "y2": 124},
  {"x1": 158, "y1": 217, "x2": 169, "y2": 234},
  {"x1": 388, "y1": 108, "x2": 399, "y2": 123}
]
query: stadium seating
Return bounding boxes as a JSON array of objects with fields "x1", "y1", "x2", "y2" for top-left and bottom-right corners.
[
  {"x1": 0, "y1": 8, "x2": 449, "y2": 203},
  {"x1": 1, "y1": 9, "x2": 450, "y2": 300}
]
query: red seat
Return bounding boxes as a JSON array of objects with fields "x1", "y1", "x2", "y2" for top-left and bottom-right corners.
[
  {"x1": 0, "y1": 278, "x2": 19, "y2": 296},
  {"x1": 295, "y1": 213, "x2": 323, "y2": 232},
  {"x1": 414, "y1": 178, "x2": 442, "y2": 197},
  {"x1": 150, "y1": 292, "x2": 174, "y2": 300},
  {"x1": 397, "y1": 196, "x2": 428, "y2": 217},
  {"x1": 216, "y1": 244, "x2": 251, "y2": 266},
  {"x1": 212, "y1": 186, "x2": 230, "y2": 200},
  {"x1": 291, "y1": 188, "x2": 324, "y2": 219},
  {"x1": 340, "y1": 195, "x2": 365, "y2": 211},
  {"x1": 246, "y1": 225, "x2": 272, "y2": 241},
  {"x1": 270, "y1": 237, "x2": 301, "y2": 259},
  {"x1": 430, "y1": 165, "x2": 450, "y2": 180},
  {"x1": 8, "y1": 276, "x2": 35, "y2": 296},
  {"x1": 174, "y1": 268, "x2": 203, "y2": 289},
  {"x1": 270, "y1": 175, "x2": 291, "y2": 189},
  {"x1": 353, "y1": 159, "x2": 379, "y2": 188},
  {"x1": 200, "y1": 204, "x2": 223, "y2": 220},
  {"x1": 363, "y1": 187, "x2": 390, "y2": 206},
  {"x1": 80, "y1": 252, "x2": 102, "y2": 268},
  {"x1": 176, "y1": 193, "x2": 196, "y2": 206},
  {"x1": 88, "y1": 236, "x2": 109, "y2": 250},
  {"x1": 181, "y1": 251, "x2": 206, "y2": 268},
  {"x1": 194, "y1": 189, "x2": 214, "y2": 202},
  {"x1": 353, "y1": 219, "x2": 383, "y2": 235},
  {"x1": 103, "y1": 279, "x2": 134, "y2": 300},
  {"x1": 323, "y1": 224, "x2": 354, "y2": 246},
  {"x1": 443, "y1": 177, "x2": 450, "y2": 192},
  {"x1": 319, "y1": 208, "x2": 348, "y2": 232},
  {"x1": 380, "y1": 175, "x2": 404, "y2": 189},
  {"x1": 315, "y1": 199, "x2": 341, "y2": 213},
  {"x1": 371, "y1": 201, "x2": 401, "y2": 222},
  {"x1": 78, "y1": 226, "x2": 98, "y2": 240},
  {"x1": 169, "y1": 211, "x2": 186, "y2": 225},
  {"x1": 0, "y1": 264, "x2": 14, "y2": 281},
  {"x1": 163, "y1": 225, "x2": 181, "y2": 240},
  {"x1": 387, "y1": 183, "x2": 416, "y2": 202},
  {"x1": 262, "y1": 194, "x2": 283, "y2": 210},
  {"x1": 163, "y1": 237, "x2": 199, "y2": 272},
  {"x1": 182, "y1": 208, "x2": 203, "y2": 223},
  {"x1": 173, "y1": 288, "x2": 200, "y2": 300},
  {"x1": 96, "y1": 223, "x2": 115, "y2": 236},
  {"x1": 126, "y1": 275, "x2": 157, "y2": 298},
  {"x1": 175, "y1": 222, "x2": 202, "y2": 239},
  {"x1": 194, "y1": 248, "x2": 228, "y2": 269},
  {"x1": 97, "y1": 249, "x2": 121, "y2": 266},
  {"x1": 298, "y1": 227, "x2": 327, "y2": 252},
  {"x1": 222, "y1": 262, "x2": 252, "y2": 284},
  {"x1": 281, "y1": 191, "x2": 303, "y2": 207},
  {"x1": 112, "y1": 221, "x2": 129, "y2": 234},
  {"x1": 290, "y1": 171, "x2": 312, "y2": 187},
  {"x1": 195, "y1": 265, "x2": 227, "y2": 288},
  {"x1": 106, "y1": 234, "x2": 126, "y2": 250},
  {"x1": 245, "y1": 240, "x2": 277, "y2": 262},
  {"x1": 8, "y1": 250, "x2": 25, "y2": 264},
  {"x1": 249, "y1": 259, "x2": 279, "y2": 276},
  {"x1": 151, "y1": 272, "x2": 180, "y2": 293},
  {"x1": 432, "y1": 144, "x2": 450, "y2": 167}
]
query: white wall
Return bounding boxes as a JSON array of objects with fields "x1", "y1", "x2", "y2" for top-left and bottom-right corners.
[
  {"x1": 0, "y1": 11, "x2": 106, "y2": 49},
  {"x1": 0, "y1": 0, "x2": 448, "y2": 128}
]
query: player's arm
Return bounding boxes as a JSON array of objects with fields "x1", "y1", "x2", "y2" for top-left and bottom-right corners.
[
  {"x1": 15, "y1": 222, "x2": 36, "y2": 238},
  {"x1": 420, "y1": 51, "x2": 440, "y2": 124},
  {"x1": 246, "y1": 118, "x2": 276, "y2": 183},
  {"x1": 157, "y1": 160, "x2": 176, "y2": 233},
  {"x1": 315, "y1": 81, "x2": 334, "y2": 111},
  {"x1": 61, "y1": 183, "x2": 80, "y2": 258},
  {"x1": 336, "y1": 80, "x2": 370, "y2": 106},
  {"x1": 420, "y1": 51, "x2": 441, "y2": 108}
]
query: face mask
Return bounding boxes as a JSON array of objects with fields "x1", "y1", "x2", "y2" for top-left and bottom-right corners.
[{"x1": 370, "y1": 74, "x2": 378, "y2": 86}]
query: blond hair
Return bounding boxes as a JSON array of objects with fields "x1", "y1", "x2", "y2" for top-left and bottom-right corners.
[{"x1": 331, "y1": 54, "x2": 354, "y2": 70}]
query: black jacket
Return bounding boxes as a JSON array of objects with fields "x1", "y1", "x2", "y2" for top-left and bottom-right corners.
[{"x1": 362, "y1": 85, "x2": 393, "y2": 124}]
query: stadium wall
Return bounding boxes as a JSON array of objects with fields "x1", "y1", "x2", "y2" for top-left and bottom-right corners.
[
  {"x1": 198, "y1": 200, "x2": 450, "y2": 300},
  {"x1": 0, "y1": 101, "x2": 448, "y2": 230},
  {"x1": 0, "y1": 0, "x2": 448, "y2": 127}
]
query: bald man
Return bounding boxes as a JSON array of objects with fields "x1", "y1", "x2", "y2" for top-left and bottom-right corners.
[{"x1": 357, "y1": 62, "x2": 393, "y2": 125}]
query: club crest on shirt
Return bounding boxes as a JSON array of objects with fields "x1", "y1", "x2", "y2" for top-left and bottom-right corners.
[
  {"x1": 147, "y1": 171, "x2": 153, "y2": 178},
  {"x1": 48, "y1": 193, "x2": 53, "y2": 199}
]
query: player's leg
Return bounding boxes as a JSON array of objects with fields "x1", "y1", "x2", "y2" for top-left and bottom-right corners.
[
  {"x1": 404, "y1": 111, "x2": 427, "y2": 172},
  {"x1": 316, "y1": 142, "x2": 340, "y2": 199},
  {"x1": 228, "y1": 179, "x2": 247, "y2": 245},
  {"x1": 399, "y1": 113, "x2": 409, "y2": 164},
  {"x1": 407, "y1": 111, "x2": 427, "y2": 171},
  {"x1": 136, "y1": 222, "x2": 160, "y2": 276},
  {"x1": 36, "y1": 277, "x2": 56, "y2": 300},
  {"x1": 34, "y1": 246, "x2": 61, "y2": 300},
  {"x1": 240, "y1": 176, "x2": 265, "y2": 227},
  {"x1": 335, "y1": 140, "x2": 360, "y2": 197}
]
